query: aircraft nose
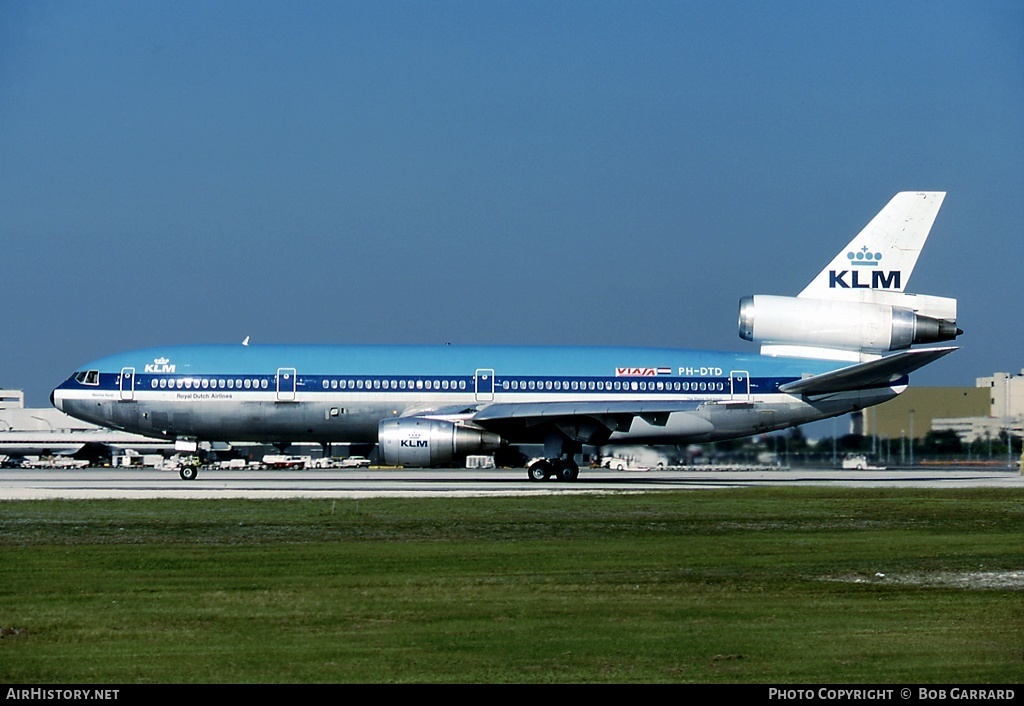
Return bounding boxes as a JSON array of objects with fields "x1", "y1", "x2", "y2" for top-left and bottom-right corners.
[{"x1": 51, "y1": 389, "x2": 62, "y2": 412}]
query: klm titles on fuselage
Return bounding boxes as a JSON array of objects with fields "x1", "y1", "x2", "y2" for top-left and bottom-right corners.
[
  {"x1": 829, "y1": 270, "x2": 901, "y2": 289},
  {"x1": 144, "y1": 357, "x2": 176, "y2": 374}
]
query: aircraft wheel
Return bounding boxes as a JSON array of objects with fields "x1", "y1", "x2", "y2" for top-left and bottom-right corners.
[
  {"x1": 555, "y1": 460, "x2": 579, "y2": 482},
  {"x1": 528, "y1": 460, "x2": 552, "y2": 482},
  {"x1": 179, "y1": 465, "x2": 199, "y2": 481}
]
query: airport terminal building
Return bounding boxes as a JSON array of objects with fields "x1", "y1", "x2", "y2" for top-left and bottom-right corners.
[
  {"x1": 1, "y1": 388, "x2": 170, "y2": 462},
  {"x1": 1, "y1": 389, "x2": 96, "y2": 433},
  {"x1": 862, "y1": 370, "x2": 1024, "y2": 443}
]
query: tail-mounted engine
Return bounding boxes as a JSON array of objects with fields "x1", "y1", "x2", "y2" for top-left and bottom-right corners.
[
  {"x1": 738, "y1": 295, "x2": 961, "y2": 357},
  {"x1": 378, "y1": 418, "x2": 502, "y2": 467}
]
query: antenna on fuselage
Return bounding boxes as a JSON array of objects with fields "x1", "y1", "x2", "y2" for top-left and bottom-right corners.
[{"x1": 242, "y1": 336, "x2": 250, "y2": 346}]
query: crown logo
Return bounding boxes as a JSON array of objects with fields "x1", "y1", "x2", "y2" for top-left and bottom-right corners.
[
  {"x1": 846, "y1": 246, "x2": 883, "y2": 266},
  {"x1": 154, "y1": 357, "x2": 170, "y2": 365}
]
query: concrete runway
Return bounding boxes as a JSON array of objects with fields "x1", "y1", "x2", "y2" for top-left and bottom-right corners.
[{"x1": 1, "y1": 465, "x2": 1021, "y2": 499}]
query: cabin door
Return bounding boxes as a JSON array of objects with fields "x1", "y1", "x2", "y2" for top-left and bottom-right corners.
[
  {"x1": 475, "y1": 369, "x2": 495, "y2": 402},
  {"x1": 120, "y1": 367, "x2": 135, "y2": 401},
  {"x1": 277, "y1": 368, "x2": 297, "y2": 401},
  {"x1": 729, "y1": 370, "x2": 750, "y2": 401}
]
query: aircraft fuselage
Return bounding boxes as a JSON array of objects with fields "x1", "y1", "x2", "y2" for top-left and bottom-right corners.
[{"x1": 51, "y1": 343, "x2": 897, "y2": 448}]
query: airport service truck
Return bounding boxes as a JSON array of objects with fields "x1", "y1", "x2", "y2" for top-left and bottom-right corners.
[
  {"x1": 115, "y1": 452, "x2": 167, "y2": 469},
  {"x1": 262, "y1": 454, "x2": 312, "y2": 470},
  {"x1": 842, "y1": 454, "x2": 886, "y2": 470},
  {"x1": 600, "y1": 456, "x2": 651, "y2": 471}
]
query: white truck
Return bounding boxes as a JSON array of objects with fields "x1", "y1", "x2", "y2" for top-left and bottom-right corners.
[
  {"x1": 262, "y1": 454, "x2": 311, "y2": 470},
  {"x1": 116, "y1": 452, "x2": 168, "y2": 469},
  {"x1": 310, "y1": 456, "x2": 370, "y2": 468},
  {"x1": 601, "y1": 456, "x2": 650, "y2": 471},
  {"x1": 842, "y1": 454, "x2": 886, "y2": 470},
  {"x1": 337, "y1": 456, "x2": 371, "y2": 468}
]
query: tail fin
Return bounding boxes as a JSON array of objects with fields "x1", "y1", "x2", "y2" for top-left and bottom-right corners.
[
  {"x1": 799, "y1": 191, "x2": 945, "y2": 299},
  {"x1": 740, "y1": 191, "x2": 960, "y2": 362}
]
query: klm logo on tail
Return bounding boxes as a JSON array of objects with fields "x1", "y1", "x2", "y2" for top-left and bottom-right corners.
[
  {"x1": 829, "y1": 270, "x2": 901, "y2": 289},
  {"x1": 829, "y1": 247, "x2": 900, "y2": 289}
]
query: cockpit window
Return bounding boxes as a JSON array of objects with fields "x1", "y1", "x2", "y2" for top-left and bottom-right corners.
[{"x1": 74, "y1": 370, "x2": 100, "y2": 386}]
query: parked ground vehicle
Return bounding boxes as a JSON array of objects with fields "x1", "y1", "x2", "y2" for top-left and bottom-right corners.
[
  {"x1": 600, "y1": 456, "x2": 650, "y2": 471},
  {"x1": 262, "y1": 455, "x2": 311, "y2": 469},
  {"x1": 842, "y1": 454, "x2": 886, "y2": 470},
  {"x1": 115, "y1": 452, "x2": 167, "y2": 469},
  {"x1": 19, "y1": 456, "x2": 90, "y2": 469}
]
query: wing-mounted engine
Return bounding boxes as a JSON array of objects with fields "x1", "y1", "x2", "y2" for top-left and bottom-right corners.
[
  {"x1": 738, "y1": 191, "x2": 961, "y2": 361},
  {"x1": 738, "y1": 294, "x2": 961, "y2": 360},
  {"x1": 378, "y1": 418, "x2": 502, "y2": 467}
]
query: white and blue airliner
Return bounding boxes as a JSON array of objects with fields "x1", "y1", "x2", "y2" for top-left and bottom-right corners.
[{"x1": 52, "y1": 192, "x2": 961, "y2": 480}]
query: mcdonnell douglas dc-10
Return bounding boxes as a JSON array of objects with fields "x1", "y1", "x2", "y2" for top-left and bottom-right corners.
[{"x1": 52, "y1": 192, "x2": 961, "y2": 480}]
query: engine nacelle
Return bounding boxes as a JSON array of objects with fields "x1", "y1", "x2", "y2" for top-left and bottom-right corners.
[
  {"x1": 378, "y1": 418, "x2": 502, "y2": 467},
  {"x1": 738, "y1": 295, "x2": 960, "y2": 354}
]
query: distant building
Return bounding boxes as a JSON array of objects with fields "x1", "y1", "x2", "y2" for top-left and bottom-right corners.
[
  {"x1": 0, "y1": 390, "x2": 24, "y2": 408},
  {"x1": 932, "y1": 370, "x2": 1024, "y2": 442},
  {"x1": 979, "y1": 370, "x2": 1024, "y2": 420},
  {"x1": 859, "y1": 370, "x2": 1024, "y2": 442},
  {"x1": 0, "y1": 388, "x2": 98, "y2": 432},
  {"x1": 861, "y1": 387, "x2": 988, "y2": 439}
]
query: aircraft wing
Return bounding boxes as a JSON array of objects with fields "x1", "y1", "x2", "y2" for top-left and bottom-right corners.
[
  {"x1": 469, "y1": 400, "x2": 709, "y2": 444},
  {"x1": 472, "y1": 400, "x2": 704, "y2": 422},
  {"x1": 778, "y1": 346, "x2": 958, "y2": 396}
]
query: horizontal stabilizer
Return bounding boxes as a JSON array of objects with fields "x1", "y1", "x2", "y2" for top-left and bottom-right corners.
[{"x1": 778, "y1": 346, "x2": 958, "y2": 396}]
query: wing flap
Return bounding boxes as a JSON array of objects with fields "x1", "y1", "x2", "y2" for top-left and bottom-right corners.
[
  {"x1": 472, "y1": 400, "x2": 704, "y2": 423},
  {"x1": 778, "y1": 346, "x2": 957, "y2": 396},
  {"x1": 470, "y1": 400, "x2": 711, "y2": 445}
]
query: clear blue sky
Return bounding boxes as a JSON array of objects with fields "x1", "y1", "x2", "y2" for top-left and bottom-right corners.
[{"x1": 2, "y1": 1, "x2": 1022, "y2": 407}]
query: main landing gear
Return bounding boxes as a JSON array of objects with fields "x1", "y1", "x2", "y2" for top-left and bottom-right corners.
[
  {"x1": 527, "y1": 457, "x2": 580, "y2": 482},
  {"x1": 527, "y1": 433, "x2": 585, "y2": 482}
]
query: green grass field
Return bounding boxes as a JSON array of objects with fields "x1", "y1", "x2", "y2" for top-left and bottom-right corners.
[{"x1": 1, "y1": 488, "x2": 1021, "y2": 683}]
